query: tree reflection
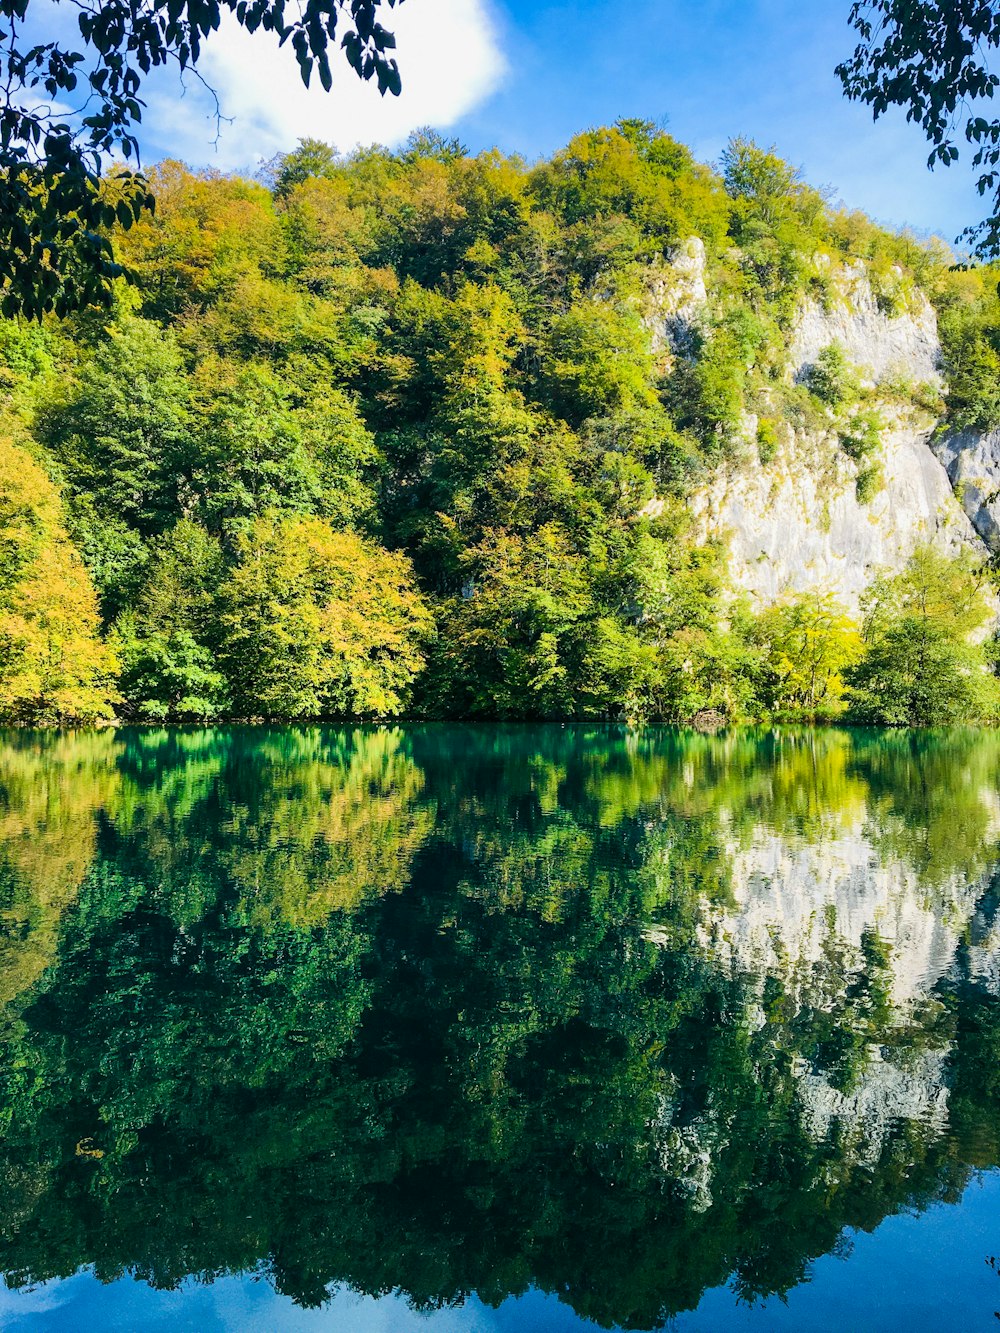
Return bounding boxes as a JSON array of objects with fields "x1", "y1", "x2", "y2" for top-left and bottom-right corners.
[
  {"x1": 0, "y1": 724, "x2": 996, "y2": 1327},
  {"x1": 0, "y1": 730, "x2": 122, "y2": 1001}
]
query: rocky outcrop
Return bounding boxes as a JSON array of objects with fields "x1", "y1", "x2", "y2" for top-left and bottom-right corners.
[
  {"x1": 683, "y1": 260, "x2": 987, "y2": 614},
  {"x1": 790, "y1": 262, "x2": 941, "y2": 388},
  {"x1": 644, "y1": 810, "x2": 997, "y2": 1188},
  {"x1": 967, "y1": 913, "x2": 1000, "y2": 996},
  {"x1": 690, "y1": 418, "x2": 983, "y2": 618},
  {"x1": 933, "y1": 427, "x2": 1000, "y2": 552},
  {"x1": 797, "y1": 1050, "x2": 950, "y2": 1165},
  {"x1": 646, "y1": 801, "x2": 1000, "y2": 1172},
  {"x1": 645, "y1": 236, "x2": 707, "y2": 354}
]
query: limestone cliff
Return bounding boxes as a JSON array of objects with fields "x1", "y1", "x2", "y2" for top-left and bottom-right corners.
[
  {"x1": 645, "y1": 236, "x2": 708, "y2": 355},
  {"x1": 659, "y1": 248, "x2": 992, "y2": 616},
  {"x1": 689, "y1": 418, "x2": 978, "y2": 618},
  {"x1": 789, "y1": 261, "x2": 941, "y2": 390},
  {"x1": 695, "y1": 822, "x2": 1000, "y2": 1006}
]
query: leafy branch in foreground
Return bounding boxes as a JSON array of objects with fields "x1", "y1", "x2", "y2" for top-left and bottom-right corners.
[
  {"x1": 0, "y1": 0, "x2": 403, "y2": 316},
  {"x1": 837, "y1": 1, "x2": 1000, "y2": 258}
]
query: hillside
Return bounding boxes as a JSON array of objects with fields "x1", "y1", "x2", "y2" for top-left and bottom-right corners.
[{"x1": 3, "y1": 122, "x2": 1000, "y2": 725}]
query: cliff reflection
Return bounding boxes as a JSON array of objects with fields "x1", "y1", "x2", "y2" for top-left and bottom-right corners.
[{"x1": 0, "y1": 725, "x2": 997, "y2": 1328}]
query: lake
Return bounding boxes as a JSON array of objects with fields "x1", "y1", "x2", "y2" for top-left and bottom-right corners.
[{"x1": 0, "y1": 724, "x2": 997, "y2": 1331}]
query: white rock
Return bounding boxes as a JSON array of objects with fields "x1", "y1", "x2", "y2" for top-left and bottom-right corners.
[
  {"x1": 648, "y1": 253, "x2": 993, "y2": 617},
  {"x1": 697, "y1": 825, "x2": 994, "y2": 1007},
  {"x1": 790, "y1": 262, "x2": 941, "y2": 388},
  {"x1": 644, "y1": 237, "x2": 708, "y2": 353},
  {"x1": 689, "y1": 418, "x2": 984, "y2": 619}
]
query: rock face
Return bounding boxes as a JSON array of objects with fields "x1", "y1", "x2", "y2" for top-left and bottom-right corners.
[
  {"x1": 797, "y1": 1050, "x2": 950, "y2": 1167},
  {"x1": 678, "y1": 257, "x2": 988, "y2": 614},
  {"x1": 789, "y1": 262, "x2": 941, "y2": 388},
  {"x1": 968, "y1": 907, "x2": 1000, "y2": 994},
  {"x1": 645, "y1": 236, "x2": 707, "y2": 354},
  {"x1": 690, "y1": 419, "x2": 982, "y2": 618},
  {"x1": 933, "y1": 428, "x2": 1000, "y2": 552}
]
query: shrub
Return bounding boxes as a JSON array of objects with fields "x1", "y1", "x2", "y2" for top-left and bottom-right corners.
[
  {"x1": 805, "y1": 342, "x2": 859, "y2": 408},
  {"x1": 839, "y1": 408, "x2": 883, "y2": 462},
  {"x1": 855, "y1": 463, "x2": 883, "y2": 505}
]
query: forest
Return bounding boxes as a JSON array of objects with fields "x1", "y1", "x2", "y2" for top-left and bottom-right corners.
[{"x1": 3, "y1": 121, "x2": 1000, "y2": 726}]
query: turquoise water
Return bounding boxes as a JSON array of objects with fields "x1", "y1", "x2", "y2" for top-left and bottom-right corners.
[{"x1": 0, "y1": 725, "x2": 997, "y2": 1330}]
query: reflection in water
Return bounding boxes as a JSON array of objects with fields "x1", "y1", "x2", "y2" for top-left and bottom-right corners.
[{"x1": 0, "y1": 725, "x2": 998, "y2": 1328}]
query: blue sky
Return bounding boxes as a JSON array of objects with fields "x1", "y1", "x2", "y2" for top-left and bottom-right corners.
[
  {"x1": 128, "y1": 0, "x2": 985, "y2": 243},
  {"x1": 455, "y1": 0, "x2": 985, "y2": 239}
]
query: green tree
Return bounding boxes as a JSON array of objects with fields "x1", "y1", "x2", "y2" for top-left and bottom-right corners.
[
  {"x1": 722, "y1": 138, "x2": 805, "y2": 227},
  {"x1": 189, "y1": 361, "x2": 328, "y2": 537},
  {"x1": 753, "y1": 591, "x2": 861, "y2": 718},
  {"x1": 848, "y1": 620, "x2": 997, "y2": 725},
  {"x1": 109, "y1": 520, "x2": 227, "y2": 721},
  {"x1": 428, "y1": 524, "x2": 601, "y2": 719},
  {"x1": 805, "y1": 342, "x2": 859, "y2": 408},
  {"x1": 664, "y1": 306, "x2": 774, "y2": 457},
  {"x1": 270, "y1": 138, "x2": 342, "y2": 198},
  {"x1": 847, "y1": 545, "x2": 1000, "y2": 724},
  {"x1": 0, "y1": 119, "x2": 985, "y2": 726},
  {"x1": 937, "y1": 282, "x2": 1000, "y2": 432},
  {"x1": 111, "y1": 620, "x2": 228, "y2": 722},
  {"x1": 540, "y1": 299, "x2": 659, "y2": 426},
  {"x1": 37, "y1": 315, "x2": 190, "y2": 614},
  {"x1": 720, "y1": 138, "x2": 825, "y2": 313}
]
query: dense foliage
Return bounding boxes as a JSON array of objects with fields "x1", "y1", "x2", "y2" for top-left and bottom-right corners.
[
  {"x1": 2, "y1": 123, "x2": 1000, "y2": 725},
  {"x1": 0, "y1": 438, "x2": 118, "y2": 721}
]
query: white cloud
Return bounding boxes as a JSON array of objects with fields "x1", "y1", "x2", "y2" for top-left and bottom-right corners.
[{"x1": 144, "y1": 0, "x2": 507, "y2": 168}]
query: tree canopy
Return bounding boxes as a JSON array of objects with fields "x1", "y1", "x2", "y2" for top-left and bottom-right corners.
[
  {"x1": 1, "y1": 128, "x2": 999, "y2": 726},
  {"x1": 0, "y1": 436, "x2": 118, "y2": 722}
]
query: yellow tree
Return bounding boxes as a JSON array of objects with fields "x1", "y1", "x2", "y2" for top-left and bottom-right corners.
[
  {"x1": 222, "y1": 729, "x2": 434, "y2": 927},
  {"x1": 754, "y1": 591, "x2": 862, "y2": 719},
  {"x1": 0, "y1": 439, "x2": 119, "y2": 724},
  {"x1": 0, "y1": 731, "x2": 122, "y2": 1001},
  {"x1": 219, "y1": 515, "x2": 432, "y2": 718}
]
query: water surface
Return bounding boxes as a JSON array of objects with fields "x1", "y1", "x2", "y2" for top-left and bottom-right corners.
[{"x1": 0, "y1": 725, "x2": 998, "y2": 1329}]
